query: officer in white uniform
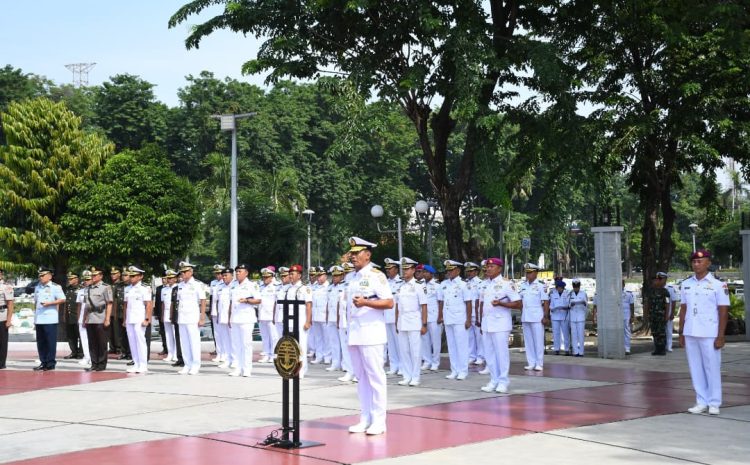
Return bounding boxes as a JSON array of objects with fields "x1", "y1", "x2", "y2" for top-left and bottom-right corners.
[
  {"x1": 176, "y1": 261, "x2": 207, "y2": 375},
  {"x1": 160, "y1": 270, "x2": 179, "y2": 362},
  {"x1": 569, "y1": 278, "x2": 588, "y2": 357},
  {"x1": 229, "y1": 264, "x2": 260, "y2": 377},
  {"x1": 622, "y1": 281, "x2": 635, "y2": 355},
  {"x1": 665, "y1": 276, "x2": 679, "y2": 352},
  {"x1": 258, "y1": 267, "x2": 279, "y2": 363},
  {"x1": 439, "y1": 260, "x2": 473, "y2": 380},
  {"x1": 274, "y1": 267, "x2": 291, "y2": 338},
  {"x1": 123, "y1": 266, "x2": 152, "y2": 374},
  {"x1": 325, "y1": 266, "x2": 345, "y2": 372},
  {"x1": 346, "y1": 237, "x2": 393, "y2": 435},
  {"x1": 476, "y1": 260, "x2": 492, "y2": 375},
  {"x1": 209, "y1": 264, "x2": 224, "y2": 362},
  {"x1": 75, "y1": 271, "x2": 93, "y2": 367},
  {"x1": 395, "y1": 257, "x2": 427, "y2": 386},
  {"x1": 464, "y1": 262, "x2": 484, "y2": 366},
  {"x1": 419, "y1": 264, "x2": 442, "y2": 371},
  {"x1": 383, "y1": 258, "x2": 403, "y2": 375},
  {"x1": 679, "y1": 249, "x2": 729, "y2": 415},
  {"x1": 479, "y1": 257, "x2": 521, "y2": 393},
  {"x1": 338, "y1": 264, "x2": 356, "y2": 382},
  {"x1": 216, "y1": 268, "x2": 235, "y2": 368},
  {"x1": 285, "y1": 264, "x2": 313, "y2": 377},
  {"x1": 311, "y1": 267, "x2": 330, "y2": 364},
  {"x1": 519, "y1": 263, "x2": 549, "y2": 370},
  {"x1": 549, "y1": 279, "x2": 571, "y2": 355}
]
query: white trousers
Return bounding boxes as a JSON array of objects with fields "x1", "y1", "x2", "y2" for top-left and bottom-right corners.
[
  {"x1": 179, "y1": 324, "x2": 202, "y2": 371},
  {"x1": 570, "y1": 321, "x2": 585, "y2": 355},
  {"x1": 624, "y1": 318, "x2": 631, "y2": 351},
  {"x1": 483, "y1": 330, "x2": 510, "y2": 388},
  {"x1": 231, "y1": 323, "x2": 254, "y2": 375},
  {"x1": 126, "y1": 323, "x2": 148, "y2": 370},
  {"x1": 216, "y1": 323, "x2": 232, "y2": 363},
  {"x1": 468, "y1": 324, "x2": 483, "y2": 361},
  {"x1": 78, "y1": 323, "x2": 90, "y2": 363},
  {"x1": 522, "y1": 322, "x2": 545, "y2": 367},
  {"x1": 666, "y1": 320, "x2": 674, "y2": 350},
  {"x1": 339, "y1": 327, "x2": 352, "y2": 373},
  {"x1": 325, "y1": 323, "x2": 341, "y2": 369},
  {"x1": 685, "y1": 336, "x2": 722, "y2": 407},
  {"x1": 445, "y1": 324, "x2": 469, "y2": 376},
  {"x1": 163, "y1": 321, "x2": 177, "y2": 360},
  {"x1": 311, "y1": 322, "x2": 328, "y2": 362},
  {"x1": 259, "y1": 320, "x2": 278, "y2": 357},
  {"x1": 551, "y1": 319, "x2": 570, "y2": 351},
  {"x1": 421, "y1": 322, "x2": 442, "y2": 366},
  {"x1": 212, "y1": 315, "x2": 223, "y2": 358},
  {"x1": 349, "y1": 344, "x2": 387, "y2": 429},
  {"x1": 397, "y1": 330, "x2": 422, "y2": 382},
  {"x1": 385, "y1": 323, "x2": 400, "y2": 370}
]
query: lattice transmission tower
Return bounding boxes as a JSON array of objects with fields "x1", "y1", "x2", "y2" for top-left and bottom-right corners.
[{"x1": 64, "y1": 63, "x2": 96, "y2": 87}]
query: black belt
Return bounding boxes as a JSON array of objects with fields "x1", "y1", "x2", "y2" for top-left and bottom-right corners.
[{"x1": 0, "y1": 305, "x2": 6, "y2": 310}]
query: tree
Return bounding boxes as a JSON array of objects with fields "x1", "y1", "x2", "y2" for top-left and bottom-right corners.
[
  {"x1": 0, "y1": 98, "x2": 113, "y2": 277},
  {"x1": 92, "y1": 74, "x2": 168, "y2": 151},
  {"x1": 169, "y1": 0, "x2": 537, "y2": 260},
  {"x1": 538, "y1": 0, "x2": 750, "y2": 284},
  {"x1": 61, "y1": 145, "x2": 200, "y2": 273},
  {"x1": 0, "y1": 65, "x2": 52, "y2": 145}
]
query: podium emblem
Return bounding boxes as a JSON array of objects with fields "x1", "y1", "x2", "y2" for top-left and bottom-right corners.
[{"x1": 274, "y1": 335, "x2": 302, "y2": 379}]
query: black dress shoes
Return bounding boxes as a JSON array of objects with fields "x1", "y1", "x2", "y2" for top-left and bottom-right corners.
[
  {"x1": 171, "y1": 361, "x2": 185, "y2": 367},
  {"x1": 63, "y1": 353, "x2": 76, "y2": 359},
  {"x1": 42, "y1": 366, "x2": 55, "y2": 371},
  {"x1": 33, "y1": 364, "x2": 45, "y2": 371},
  {"x1": 127, "y1": 361, "x2": 135, "y2": 366}
]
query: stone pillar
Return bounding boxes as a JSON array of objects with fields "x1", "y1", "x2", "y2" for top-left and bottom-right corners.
[
  {"x1": 740, "y1": 230, "x2": 750, "y2": 341},
  {"x1": 593, "y1": 226, "x2": 625, "y2": 358}
]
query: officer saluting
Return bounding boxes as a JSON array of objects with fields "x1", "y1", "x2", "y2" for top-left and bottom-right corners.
[{"x1": 346, "y1": 237, "x2": 393, "y2": 435}]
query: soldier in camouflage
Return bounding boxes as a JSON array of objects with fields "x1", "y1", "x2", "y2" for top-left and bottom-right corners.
[
  {"x1": 646, "y1": 271, "x2": 670, "y2": 356},
  {"x1": 63, "y1": 272, "x2": 83, "y2": 359}
]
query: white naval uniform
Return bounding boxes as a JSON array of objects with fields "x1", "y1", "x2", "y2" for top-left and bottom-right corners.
[
  {"x1": 209, "y1": 278, "x2": 223, "y2": 359},
  {"x1": 519, "y1": 279, "x2": 549, "y2": 367},
  {"x1": 439, "y1": 276, "x2": 472, "y2": 377},
  {"x1": 339, "y1": 273, "x2": 355, "y2": 375},
  {"x1": 216, "y1": 282, "x2": 234, "y2": 365},
  {"x1": 666, "y1": 285, "x2": 678, "y2": 351},
  {"x1": 420, "y1": 278, "x2": 442, "y2": 369},
  {"x1": 160, "y1": 284, "x2": 177, "y2": 361},
  {"x1": 177, "y1": 277, "x2": 207, "y2": 373},
  {"x1": 621, "y1": 289, "x2": 635, "y2": 351},
  {"x1": 466, "y1": 276, "x2": 484, "y2": 363},
  {"x1": 396, "y1": 277, "x2": 427, "y2": 383},
  {"x1": 384, "y1": 275, "x2": 403, "y2": 373},
  {"x1": 274, "y1": 283, "x2": 291, "y2": 337},
  {"x1": 549, "y1": 289, "x2": 571, "y2": 352},
  {"x1": 230, "y1": 278, "x2": 259, "y2": 376},
  {"x1": 680, "y1": 273, "x2": 729, "y2": 408},
  {"x1": 258, "y1": 281, "x2": 279, "y2": 361},
  {"x1": 124, "y1": 283, "x2": 152, "y2": 372},
  {"x1": 75, "y1": 288, "x2": 91, "y2": 364},
  {"x1": 285, "y1": 281, "x2": 313, "y2": 377},
  {"x1": 347, "y1": 263, "x2": 393, "y2": 430},
  {"x1": 480, "y1": 276, "x2": 521, "y2": 390},
  {"x1": 325, "y1": 282, "x2": 345, "y2": 370},
  {"x1": 569, "y1": 290, "x2": 588, "y2": 356},
  {"x1": 311, "y1": 280, "x2": 330, "y2": 363}
]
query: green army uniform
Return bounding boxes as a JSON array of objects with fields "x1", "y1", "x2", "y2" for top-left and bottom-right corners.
[
  {"x1": 63, "y1": 275, "x2": 83, "y2": 359},
  {"x1": 648, "y1": 287, "x2": 669, "y2": 355}
]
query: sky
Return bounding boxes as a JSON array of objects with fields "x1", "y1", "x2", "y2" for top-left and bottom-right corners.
[{"x1": 1, "y1": 0, "x2": 265, "y2": 106}]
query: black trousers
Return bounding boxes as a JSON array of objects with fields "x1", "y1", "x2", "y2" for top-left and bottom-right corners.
[
  {"x1": 65, "y1": 322, "x2": 82, "y2": 356},
  {"x1": 157, "y1": 317, "x2": 166, "y2": 353},
  {"x1": 0, "y1": 323, "x2": 8, "y2": 369},
  {"x1": 35, "y1": 323, "x2": 57, "y2": 368},
  {"x1": 174, "y1": 322, "x2": 183, "y2": 363},
  {"x1": 87, "y1": 324, "x2": 108, "y2": 370},
  {"x1": 145, "y1": 323, "x2": 152, "y2": 361}
]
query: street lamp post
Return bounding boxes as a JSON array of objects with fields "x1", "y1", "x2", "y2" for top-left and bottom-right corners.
[
  {"x1": 689, "y1": 223, "x2": 698, "y2": 252},
  {"x1": 303, "y1": 209, "x2": 315, "y2": 282},
  {"x1": 415, "y1": 200, "x2": 438, "y2": 266},
  {"x1": 372, "y1": 203, "x2": 434, "y2": 275},
  {"x1": 214, "y1": 112, "x2": 257, "y2": 268}
]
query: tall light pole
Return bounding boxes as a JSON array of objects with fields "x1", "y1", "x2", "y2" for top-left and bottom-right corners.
[
  {"x1": 415, "y1": 200, "x2": 437, "y2": 266},
  {"x1": 214, "y1": 112, "x2": 256, "y2": 268},
  {"x1": 689, "y1": 223, "x2": 698, "y2": 252},
  {"x1": 303, "y1": 209, "x2": 315, "y2": 281}
]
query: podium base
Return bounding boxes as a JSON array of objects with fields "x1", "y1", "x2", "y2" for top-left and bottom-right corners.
[{"x1": 267, "y1": 438, "x2": 325, "y2": 449}]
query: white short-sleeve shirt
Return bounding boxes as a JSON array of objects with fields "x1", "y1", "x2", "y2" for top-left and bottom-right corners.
[
  {"x1": 680, "y1": 273, "x2": 730, "y2": 338},
  {"x1": 396, "y1": 278, "x2": 427, "y2": 331},
  {"x1": 520, "y1": 279, "x2": 549, "y2": 323},
  {"x1": 125, "y1": 283, "x2": 152, "y2": 325},
  {"x1": 231, "y1": 278, "x2": 259, "y2": 325},
  {"x1": 347, "y1": 263, "x2": 393, "y2": 345}
]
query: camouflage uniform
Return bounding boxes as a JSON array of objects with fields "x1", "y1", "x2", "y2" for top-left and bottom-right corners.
[
  {"x1": 110, "y1": 280, "x2": 131, "y2": 357},
  {"x1": 648, "y1": 287, "x2": 669, "y2": 355}
]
